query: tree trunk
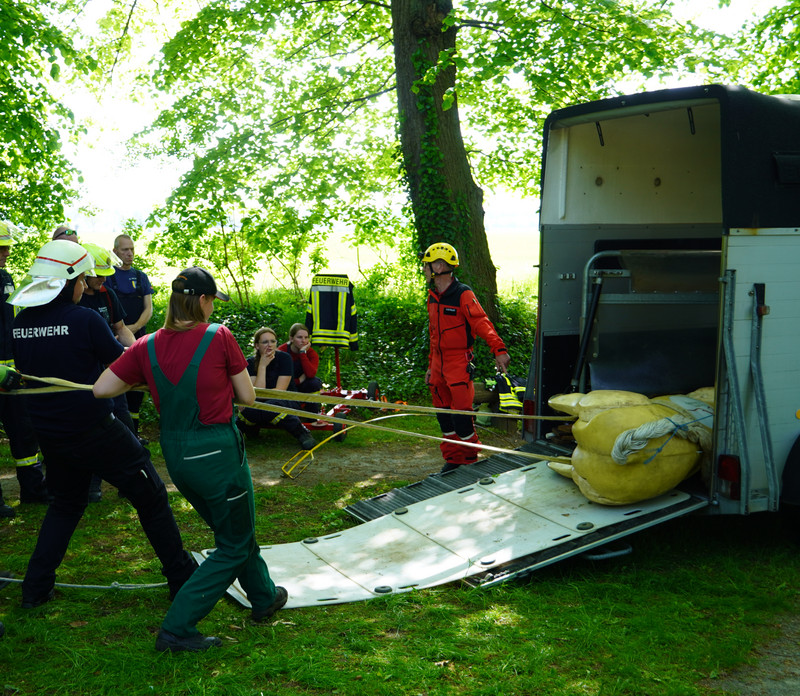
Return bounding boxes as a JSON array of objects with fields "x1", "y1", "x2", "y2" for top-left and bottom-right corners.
[{"x1": 392, "y1": 0, "x2": 499, "y2": 320}]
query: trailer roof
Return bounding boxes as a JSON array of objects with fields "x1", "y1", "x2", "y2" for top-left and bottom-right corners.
[{"x1": 543, "y1": 85, "x2": 800, "y2": 229}]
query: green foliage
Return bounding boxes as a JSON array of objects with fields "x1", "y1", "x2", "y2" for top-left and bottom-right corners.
[
  {"x1": 734, "y1": 1, "x2": 800, "y2": 93},
  {"x1": 472, "y1": 290, "x2": 536, "y2": 384},
  {"x1": 330, "y1": 279, "x2": 431, "y2": 402},
  {"x1": 110, "y1": 0, "x2": 727, "y2": 295},
  {"x1": 0, "y1": 0, "x2": 95, "y2": 229},
  {"x1": 147, "y1": 273, "x2": 534, "y2": 404}
]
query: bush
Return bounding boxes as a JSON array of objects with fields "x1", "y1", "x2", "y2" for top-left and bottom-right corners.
[{"x1": 146, "y1": 280, "x2": 536, "y2": 406}]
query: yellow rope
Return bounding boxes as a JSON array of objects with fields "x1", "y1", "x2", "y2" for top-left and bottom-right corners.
[{"x1": 7, "y1": 373, "x2": 575, "y2": 480}]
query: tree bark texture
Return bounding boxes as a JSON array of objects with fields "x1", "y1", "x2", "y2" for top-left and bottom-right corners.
[{"x1": 392, "y1": 0, "x2": 499, "y2": 319}]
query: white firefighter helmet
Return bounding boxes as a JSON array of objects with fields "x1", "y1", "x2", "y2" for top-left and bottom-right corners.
[{"x1": 8, "y1": 240, "x2": 96, "y2": 307}]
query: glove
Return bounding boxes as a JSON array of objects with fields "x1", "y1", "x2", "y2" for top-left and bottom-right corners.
[{"x1": 0, "y1": 364, "x2": 23, "y2": 392}]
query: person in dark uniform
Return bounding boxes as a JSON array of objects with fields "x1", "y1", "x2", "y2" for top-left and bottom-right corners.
[
  {"x1": 238, "y1": 327, "x2": 316, "y2": 450},
  {"x1": 94, "y1": 267, "x2": 287, "y2": 653},
  {"x1": 79, "y1": 243, "x2": 139, "y2": 502},
  {"x1": 10, "y1": 240, "x2": 196, "y2": 609},
  {"x1": 421, "y1": 242, "x2": 510, "y2": 473},
  {"x1": 0, "y1": 221, "x2": 48, "y2": 518},
  {"x1": 80, "y1": 243, "x2": 136, "y2": 348},
  {"x1": 105, "y1": 234, "x2": 153, "y2": 436}
]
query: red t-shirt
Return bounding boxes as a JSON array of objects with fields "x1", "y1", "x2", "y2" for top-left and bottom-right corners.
[{"x1": 109, "y1": 323, "x2": 248, "y2": 425}]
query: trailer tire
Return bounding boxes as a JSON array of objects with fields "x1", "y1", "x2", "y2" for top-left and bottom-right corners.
[
  {"x1": 333, "y1": 422, "x2": 347, "y2": 443},
  {"x1": 367, "y1": 381, "x2": 380, "y2": 401},
  {"x1": 781, "y1": 433, "x2": 800, "y2": 506}
]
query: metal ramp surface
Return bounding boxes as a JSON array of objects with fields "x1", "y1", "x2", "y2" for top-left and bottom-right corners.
[
  {"x1": 194, "y1": 461, "x2": 707, "y2": 608},
  {"x1": 343, "y1": 440, "x2": 572, "y2": 522}
]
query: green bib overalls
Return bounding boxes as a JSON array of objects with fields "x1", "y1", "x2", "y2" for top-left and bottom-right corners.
[{"x1": 150, "y1": 324, "x2": 277, "y2": 637}]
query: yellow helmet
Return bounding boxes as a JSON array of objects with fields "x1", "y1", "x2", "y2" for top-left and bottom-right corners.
[
  {"x1": 421, "y1": 242, "x2": 459, "y2": 268},
  {"x1": 82, "y1": 243, "x2": 119, "y2": 276},
  {"x1": 0, "y1": 220, "x2": 20, "y2": 247}
]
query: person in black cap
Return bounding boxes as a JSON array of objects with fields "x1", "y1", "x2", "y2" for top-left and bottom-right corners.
[{"x1": 94, "y1": 266, "x2": 287, "y2": 653}]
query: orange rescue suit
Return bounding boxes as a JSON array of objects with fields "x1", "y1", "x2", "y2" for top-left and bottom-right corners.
[{"x1": 427, "y1": 279, "x2": 507, "y2": 466}]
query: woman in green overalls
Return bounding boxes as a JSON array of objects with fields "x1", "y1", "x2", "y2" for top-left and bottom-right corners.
[{"x1": 94, "y1": 267, "x2": 287, "y2": 653}]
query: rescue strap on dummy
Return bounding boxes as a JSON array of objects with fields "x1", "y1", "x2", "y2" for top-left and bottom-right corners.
[{"x1": 547, "y1": 388, "x2": 714, "y2": 506}]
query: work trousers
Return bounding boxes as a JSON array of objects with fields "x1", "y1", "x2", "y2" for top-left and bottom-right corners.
[
  {"x1": 240, "y1": 399, "x2": 307, "y2": 438},
  {"x1": 429, "y1": 352, "x2": 480, "y2": 466},
  {"x1": 0, "y1": 393, "x2": 38, "y2": 463},
  {"x1": 22, "y1": 415, "x2": 195, "y2": 603},
  {"x1": 161, "y1": 423, "x2": 277, "y2": 637}
]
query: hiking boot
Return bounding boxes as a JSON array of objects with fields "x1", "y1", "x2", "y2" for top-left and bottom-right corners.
[
  {"x1": 155, "y1": 629, "x2": 222, "y2": 653},
  {"x1": 296, "y1": 431, "x2": 316, "y2": 451},
  {"x1": 439, "y1": 462, "x2": 461, "y2": 474},
  {"x1": 252, "y1": 586, "x2": 288, "y2": 623},
  {"x1": 21, "y1": 588, "x2": 55, "y2": 609}
]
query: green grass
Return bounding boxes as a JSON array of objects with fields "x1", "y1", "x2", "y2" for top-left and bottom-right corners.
[{"x1": 2, "y1": 448, "x2": 800, "y2": 695}]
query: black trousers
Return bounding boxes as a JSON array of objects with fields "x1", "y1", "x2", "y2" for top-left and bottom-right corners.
[{"x1": 22, "y1": 414, "x2": 195, "y2": 602}]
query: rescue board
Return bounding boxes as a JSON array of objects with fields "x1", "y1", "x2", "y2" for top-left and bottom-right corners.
[{"x1": 193, "y1": 461, "x2": 707, "y2": 608}]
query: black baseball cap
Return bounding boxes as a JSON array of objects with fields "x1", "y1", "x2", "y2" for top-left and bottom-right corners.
[{"x1": 172, "y1": 267, "x2": 231, "y2": 302}]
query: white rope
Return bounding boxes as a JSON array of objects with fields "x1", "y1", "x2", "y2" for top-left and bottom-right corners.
[{"x1": 611, "y1": 417, "x2": 692, "y2": 465}]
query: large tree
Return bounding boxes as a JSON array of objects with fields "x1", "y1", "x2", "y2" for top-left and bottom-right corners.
[{"x1": 89, "y1": 0, "x2": 718, "y2": 305}]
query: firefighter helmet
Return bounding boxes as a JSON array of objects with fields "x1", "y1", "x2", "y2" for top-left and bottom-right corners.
[
  {"x1": 0, "y1": 221, "x2": 20, "y2": 246},
  {"x1": 28, "y1": 241, "x2": 95, "y2": 279},
  {"x1": 83, "y1": 243, "x2": 119, "y2": 277},
  {"x1": 421, "y1": 242, "x2": 459, "y2": 268},
  {"x1": 8, "y1": 241, "x2": 96, "y2": 307}
]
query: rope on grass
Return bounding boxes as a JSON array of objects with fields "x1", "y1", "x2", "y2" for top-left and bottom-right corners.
[{"x1": 0, "y1": 575, "x2": 167, "y2": 591}]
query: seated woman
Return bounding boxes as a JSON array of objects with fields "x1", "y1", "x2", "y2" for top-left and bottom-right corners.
[
  {"x1": 237, "y1": 327, "x2": 315, "y2": 450},
  {"x1": 278, "y1": 323, "x2": 323, "y2": 416}
]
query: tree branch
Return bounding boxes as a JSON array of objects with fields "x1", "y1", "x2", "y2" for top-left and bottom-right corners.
[{"x1": 106, "y1": 0, "x2": 139, "y2": 85}]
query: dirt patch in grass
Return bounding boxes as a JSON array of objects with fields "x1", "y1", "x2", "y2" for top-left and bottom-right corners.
[{"x1": 699, "y1": 614, "x2": 800, "y2": 695}]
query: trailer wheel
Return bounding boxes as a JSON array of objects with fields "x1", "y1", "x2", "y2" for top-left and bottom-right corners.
[
  {"x1": 333, "y1": 422, "x2": 347, "y2": 443},
  {"x1": 367, "y1": 381, "x2": 380, "y2": 401},
  {"x1": 781, "y1": 433, "x2": 800, "y2": 506}
]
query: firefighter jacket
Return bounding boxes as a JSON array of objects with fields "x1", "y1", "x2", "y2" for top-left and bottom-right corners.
[
  {"x1": 427, "y1": 278, "x2": 507, "y2": 377},
  {"x1": 305, "y1": 274, "x2": 358, "y2": 349},
  {"x1": 0, "y1": 268, "x2": 17, "y2": 365}
]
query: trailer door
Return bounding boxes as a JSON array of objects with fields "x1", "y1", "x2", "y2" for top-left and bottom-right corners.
[{"x1": 715, "y1": 229, "x2": 800, "y2": 514}]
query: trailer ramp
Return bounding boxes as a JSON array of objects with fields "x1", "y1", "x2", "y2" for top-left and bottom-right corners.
[
  {"x1": 344, "y1": 439, "x2": 572, "y2": 522},
  {"x1": 195, "y1": 460, "x2": 707, "y2": 609}
]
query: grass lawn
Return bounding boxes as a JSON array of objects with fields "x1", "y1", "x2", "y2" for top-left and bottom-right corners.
[{"x1": 2, "y1": 423, "x2": 800, "y2": 695}]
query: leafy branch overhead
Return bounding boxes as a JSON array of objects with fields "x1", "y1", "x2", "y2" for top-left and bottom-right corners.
[
  {"x1": 120, "y1": 0, "x2": 724, "y2": 305},
  {"x1": 4, "y1": 0, "x2": 793, "y2": 296}
]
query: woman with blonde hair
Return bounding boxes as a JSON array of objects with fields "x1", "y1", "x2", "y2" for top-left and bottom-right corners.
[{"x1": 94, "y1": 267, "x2": 287, "y2": 653}]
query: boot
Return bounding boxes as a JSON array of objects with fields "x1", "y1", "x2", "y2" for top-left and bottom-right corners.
[
  {"x1": 17, "y1": 463, "x2": 49, "y2": 504},
  {"x1": 284, "y1": 417, "x2": 316, "y2": 450},
  {"x1": 0, "y1": 485, "x2": 14, "y2": 519}
]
